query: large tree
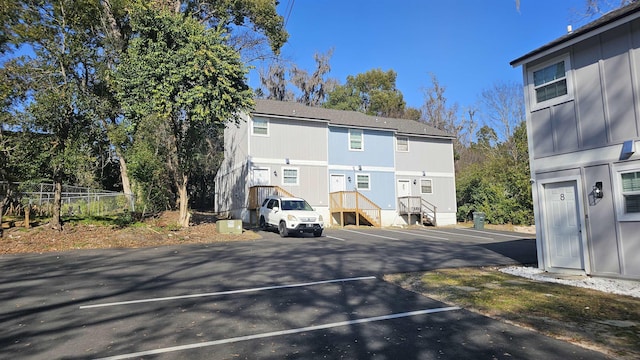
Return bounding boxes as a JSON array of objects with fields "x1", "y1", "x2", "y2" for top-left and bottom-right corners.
[
  {"x1": 325, "y1": 68, "x2": 406, "y2": 118},
  {"x1": 2, "y1": 0, "x2": 108, "y2": 230},
  {"x1": 99, "y1": 0, "x2": 288, "y2": 208},
  {"x1": 113, "y1": 8, "x2": 253, "y2": 227}
]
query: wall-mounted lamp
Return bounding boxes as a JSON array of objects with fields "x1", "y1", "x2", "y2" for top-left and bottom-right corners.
[
  {"x1": 285, "y1": 158, "x2": 290, "y2": 164},
  {"x1": 273, "y1": 170, "x2": 277, "y2": 177},
  {"x1": 593, "y1": 181, "x2": 604, "y2": 199},
  {"x1": 413, "y1": 179, "x2": 417, "y2": 185},
  {"x1": 347, "y1": 176, "x2": 352, "y2": 183},
  {"x1": 358, "y1": 165, "x2": 362, "y2": 171},
  {"x1": 422, "y1": 171, "x2": 426, "y2": 176}
]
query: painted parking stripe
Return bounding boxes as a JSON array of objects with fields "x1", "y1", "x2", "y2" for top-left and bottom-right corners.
[
  {"x1": 94, "y1": 306, "x2": 461, "y2": 360},
  {"x1": 326, "y1": 235, "x2": 346, "y2": 241},
  {"x1": 383, "y1": 229, "x2": 449, "y2": 240},
  {"x1": 80, "y1": 276, "x2": 376, "y2": 309},
  {"x1": 419, "y1": 228, "x2": 493, "y2": 240},
  {"x1": 341, "y1": 229, "x2": 399, "y2": 240},
  {"x1": 457, "y1": 228, "x2": 533, "y2": 239}
]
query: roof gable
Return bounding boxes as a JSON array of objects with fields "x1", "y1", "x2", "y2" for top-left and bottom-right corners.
[
  {"x1": 252, "y1": 99, "x2": 454, "y2": 139},
  {"x1": 511, "y1": 2, "x2": 640, "y2": 67}
]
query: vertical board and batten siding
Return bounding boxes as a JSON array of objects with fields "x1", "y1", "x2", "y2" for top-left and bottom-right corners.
[
  {"x1": 583, "y1": 164, "x2": 621, "y2": 276},
  {"x1": 327, "y1": 126, "x2": 396, "y2": 210},
  {"x1": 394, "y1": 137, "x2": 454, "y2": 173},
  {"x1": 328, "y1": 127, "x2": 394, "y2": 167},
  {"x1": 524, "y1": 16, "x2": 640, "y2": 279},
  {"x1": 395, "y1": 137, "x2": 457, "y2": 214},
  {"x1": 528, "y1": 18, "x2": 640, "y2": 158},
  {"x1": 250, "y1": 117, "x2": 328, "y2": 161},
  {"x1": 249, "y1": 116, "x2": 328, "y2": 207},
  {"x1": 266, "y1": 164, "x2": 328, "y2": 208},
  {"x1": 214, "y1": 114, "x2": 251, "y2": 214}
]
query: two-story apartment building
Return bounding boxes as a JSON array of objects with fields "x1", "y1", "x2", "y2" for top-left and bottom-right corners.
[
  {"x1": 214, "y1": 99, "x2": 457, "y2": 228},
  {"x1": 511, "y1": 2, "x2": 640, "y2": 279}
]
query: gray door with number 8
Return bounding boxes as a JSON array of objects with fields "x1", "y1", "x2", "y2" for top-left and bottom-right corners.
[{"x1": 544, "y1": 181, "x2": 584, "y2": 270}]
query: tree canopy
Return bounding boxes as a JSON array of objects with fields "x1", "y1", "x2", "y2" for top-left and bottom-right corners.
[
  {"x1": 113, "y1": 7, "x2": 254, "y2": 227},
  {"x1": 324, "y1": 68, "x2": 406, "y2": 118}
]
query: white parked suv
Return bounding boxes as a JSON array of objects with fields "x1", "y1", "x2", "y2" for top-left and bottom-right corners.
[{"x1": 259, "y1": 196, "x2": 324, "y2": 237}]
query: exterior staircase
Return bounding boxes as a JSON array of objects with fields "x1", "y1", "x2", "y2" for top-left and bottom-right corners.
[
  {"x1": 398, "y1": 196, "x2": 437, "y2": 226},
  {"x1": 329, "y1": 191, "x2": 381, "y2": 227}
]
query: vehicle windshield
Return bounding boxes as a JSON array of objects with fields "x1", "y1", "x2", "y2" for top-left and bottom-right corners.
[{"x1": 281, "y1": 200, "x2": 313, "y2": 211}]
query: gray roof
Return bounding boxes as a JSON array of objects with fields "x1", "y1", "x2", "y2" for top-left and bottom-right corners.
[
  {"x1": 252, "y1": 99, "x2": 454, "y2": 139},
  {"x1": 511, "y1": 2, "x2": 640, "y2": 66}
]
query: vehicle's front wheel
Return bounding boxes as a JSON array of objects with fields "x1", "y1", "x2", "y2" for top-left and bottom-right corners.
[
  {"x1": 278, "y1": 221, "x2": 289, "y2": 238},
  {"x1": 259, "y1": 216, "x2": 267, "y2": 230},
  {"x1": 313, "y1": 230, "x2": 323, "y2": 237}
]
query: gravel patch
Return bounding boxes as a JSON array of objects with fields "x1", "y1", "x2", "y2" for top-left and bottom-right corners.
[{"x1": 500, "y1": 266, "x2": 640, "y2": 298}]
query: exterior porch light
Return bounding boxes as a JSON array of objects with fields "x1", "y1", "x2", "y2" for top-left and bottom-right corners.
[
  {"x1": 413, "y1": 179, "x2": 417, "y2": 185},
  {"x1": 348, "y1": 176, "x2": 351, "y2": 183},
  {"x1": 593, "y1": 181, "x2": 604, "y2": 199},
  {"x1": 285, "y1": 158, "x2": 290, "y2": 164},
  {"x1": 273, "y1": 170, "x2": 277, "y2": 177}
]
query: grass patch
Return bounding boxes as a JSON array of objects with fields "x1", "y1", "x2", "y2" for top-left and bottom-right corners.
[{"x1": 385, "y1": 267, "x2": 640, "y2": 359}]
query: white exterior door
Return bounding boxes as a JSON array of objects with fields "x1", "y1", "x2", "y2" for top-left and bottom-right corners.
[
  {"x1": 252, "y1": 168, "x2": 270, "y2": 186},
  {"x1": 397, "y1": 180, "x2": 411, "y2": 197},
  {"x1": 543, "y1": 181, "x2": 584, "y2": 270},
  {"x1": 330, "y1": 174, "x2": 346, "y2": 193}
]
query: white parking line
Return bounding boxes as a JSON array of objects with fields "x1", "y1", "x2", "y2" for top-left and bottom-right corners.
[
  {"x1": 418, "y1": 228, "x2": 493, "y2": 240},
  {"x1": 457, "y1": 227, "x2": 533, "y2": 239},
  {"x1": 341, "y1": 229, "x2": 399, "y2": 240},
  {"x1": 383, "y1": 229, "x2": 449, "y2": 240},
  {"x1": 326, "y1": 235, "x2": 346, "y2": 241},
  {"x1": 94, "y1": 306, "x2": 461, "y2": 360},
  {"x1": 80, "y1": 276, "x2": 376, "y2": 309}
]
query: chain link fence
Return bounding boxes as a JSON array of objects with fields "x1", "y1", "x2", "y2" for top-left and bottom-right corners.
[{"x1": 1, "y1": 182, "x2": 134, "y2": 217}]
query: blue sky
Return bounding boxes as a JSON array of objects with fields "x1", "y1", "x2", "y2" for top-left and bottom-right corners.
[{"x1": 250, "y1": 0, "x2": 593, "y2": 111}]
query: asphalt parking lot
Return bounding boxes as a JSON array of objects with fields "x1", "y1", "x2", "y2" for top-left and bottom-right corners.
[{"x1": 0, "y1": 227, "x2": 609, "y2": 359}]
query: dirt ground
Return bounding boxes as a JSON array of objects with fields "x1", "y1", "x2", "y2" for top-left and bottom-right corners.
[
  {"x1": 1, "y1": 214, "x2": 536, "y2": 255},
  {"x1": 0, "y1": 211, "x2": 261, "y2": 254}
]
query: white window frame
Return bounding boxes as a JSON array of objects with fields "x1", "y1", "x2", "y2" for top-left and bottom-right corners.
[
  {"x1": 396, "y1": 136, "x2": 409, "y2": 152},
  {"x1": 420, "y1": 179, "x2": 433, "y2": 194},
  {"x1": 281, "y1": 167, "x2": 299, "y2": 186},
  {"x1": 349, "y1": 129, "x2": 364, "y2": 151},
  {"x1": 613, "y1": 162, "x2": 640, "y2": 221},
  {"x1": 252, "y1": 117, "x2": 269, "y2": 136},
  {"x1": 356, "y1": 173, "x2": 370, "y2": 191},
  {"x1": 527, "y1": 54, "x2": 573, "y2": 110}
]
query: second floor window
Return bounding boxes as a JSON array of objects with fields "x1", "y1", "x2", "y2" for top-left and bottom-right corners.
[
  {"x1": 252, "y1": 118, "x2": 268, "y2": 136},
  {"x1": 532, "y1": 58, "x2": 569, "y2": 104},
  {"x1": 396, "y1": 137, "x2": 409, "y2": 152},
  {"x1": 349, "y1": 129, "x2": 363, "y2": 151}
]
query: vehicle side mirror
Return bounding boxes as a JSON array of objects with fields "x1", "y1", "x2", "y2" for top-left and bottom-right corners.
[{"x1": 273, "y1": 206, "x2": 279, "y2": 212}]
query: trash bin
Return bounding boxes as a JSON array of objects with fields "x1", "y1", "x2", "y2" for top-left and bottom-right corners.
[{"x1": 473, "y1": 212, "x2": 485, "y2": 229}]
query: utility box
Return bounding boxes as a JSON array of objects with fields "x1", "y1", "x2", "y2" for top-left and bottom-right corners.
[
  {"x1": 216, "y1": 219, "x2": 243, "y2": 234},
  {"x1": 473, "y1": 212, "x2": 485, "y2": 230}
]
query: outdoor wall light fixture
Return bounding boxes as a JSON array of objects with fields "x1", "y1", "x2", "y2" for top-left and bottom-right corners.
[
  {"x1": 358, "y1": 165, "x2": 362, "y2": 171},
  {"x1": 413, "y1": 179, "x2": 417, "y2": 185},
  {"x1": 273, "y1": 170, "x2": 277, "y2": 177},
  {"x1": 348, "y1": 176, "x2": 352, "y2": 183},
  {"x1": 422, "y1": 171, "x2": 426, "y2": 176},
  {"x1": 285, "y1": 158, "x2": 290, "y2": 164},
  {"x1": 593, "y1": 181, "x2": 604, "y2": 199}
]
